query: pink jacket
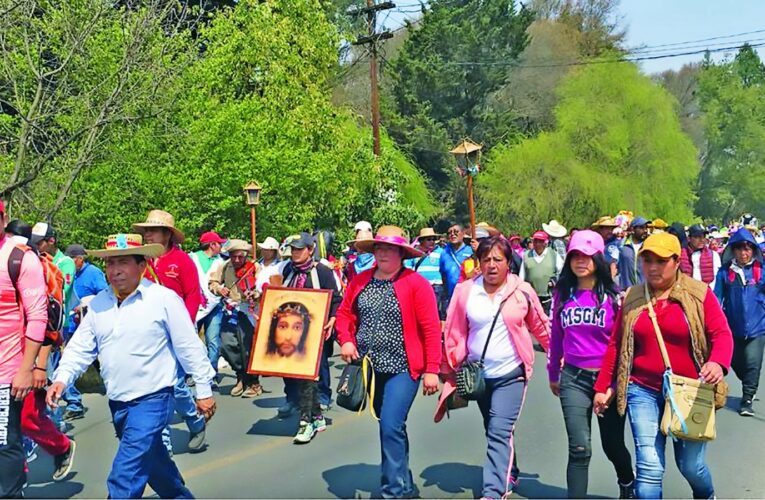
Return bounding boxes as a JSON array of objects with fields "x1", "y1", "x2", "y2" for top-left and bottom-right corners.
[
  {"x1": 0, "y1": 236, "x2": 48, "y2": 384},
  {"x1": 434, "y1": 273, "x2": 550, "y2": 422}
]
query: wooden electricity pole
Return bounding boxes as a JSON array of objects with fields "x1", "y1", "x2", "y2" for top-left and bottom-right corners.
[{"x1": 351, "y1": 1, "x2": 394, "y2": 157}]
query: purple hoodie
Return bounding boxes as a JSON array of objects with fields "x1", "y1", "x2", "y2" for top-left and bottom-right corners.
[{"x1": 547, "y1": 289, "x2": 617, "y2": 383}]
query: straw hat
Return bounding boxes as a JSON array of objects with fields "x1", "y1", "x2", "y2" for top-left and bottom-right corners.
[
  {"x1": 257, "y1": 237, "x2": 280, "y2": 251},
  {"x1": 346, "y1": 229, "x2": 374, "y2": 247},
  {"x1": 87, "y1": 234, "x2": 164, "y2": 259},
  {"x1": 543, "y1": 219, "x2": 568, "y2": 238},
  {"x1": 476, "y1": 222, "x2": 501, "y2": 236},
  {"x1": 132, "y1": 210, "x2": 185, "y2": 244},
  {"x1": 417, "y1": 228, "x2": 441, "y2": 239},
  {"x1": 591, "y1": 216, "x2": 618, "y2": 228},
  {"x1": 354, "y1": 225, "x2": 423, "y2": 259},
  {"x1": 224, "y1": 239, "x2": 252, "y2": 254}
]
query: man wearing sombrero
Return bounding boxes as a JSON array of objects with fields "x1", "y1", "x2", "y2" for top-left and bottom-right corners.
[
  {"x1": 132, "y1": 210, "x2": 208, "y2": 454},
  {"x1": 48, "y1": 234, "x2": 216, "y2": 498}
]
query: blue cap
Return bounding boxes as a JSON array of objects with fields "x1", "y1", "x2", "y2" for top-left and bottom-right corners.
[
  {"x1": 288, "y1": 232, "x2": 315, "y2": 249},
  {"x1": 630, "y1": 217, "x2": 648, "y2": 228}
]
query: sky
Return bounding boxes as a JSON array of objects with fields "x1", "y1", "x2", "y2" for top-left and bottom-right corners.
[
  {"x1": 620, "y1": 0, "x2": 765, "y2": 74},
  {"x1": 383, "y1": 0, "x2": 765, "y2": 75}
]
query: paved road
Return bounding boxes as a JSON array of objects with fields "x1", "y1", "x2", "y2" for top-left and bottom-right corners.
[{"x1": 25, "y1": 352, "x2": 765, "y2": 498}]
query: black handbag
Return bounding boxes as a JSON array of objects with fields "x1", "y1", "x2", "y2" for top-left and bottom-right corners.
[
  {"x1": 336, "y1": 360, "x2": 367, "y2": 411},
  {"x1": 455, "y1": 295, "x2": 511, "y2": 400}
]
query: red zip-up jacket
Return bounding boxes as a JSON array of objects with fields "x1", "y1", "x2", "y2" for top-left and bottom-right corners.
[
  {"x1": 145, "y1": 245, "x2": 201, "y2": 322},
  {"x1": 336, "y1": 267, "x2": 442, "y2": 380}
]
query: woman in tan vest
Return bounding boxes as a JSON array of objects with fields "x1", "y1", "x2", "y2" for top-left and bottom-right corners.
[{"x1": 592, "y1": 233, "x2": 733, "y2": 498}]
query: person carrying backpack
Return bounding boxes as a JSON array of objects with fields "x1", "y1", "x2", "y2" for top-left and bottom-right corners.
[{"x1": 0, "y1": 203, "x2": 48, "y2": 497}]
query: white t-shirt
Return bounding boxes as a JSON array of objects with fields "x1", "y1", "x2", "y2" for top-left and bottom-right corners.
[{"x1": 466, "y1": 277, "x2": 522, "y2": 378}]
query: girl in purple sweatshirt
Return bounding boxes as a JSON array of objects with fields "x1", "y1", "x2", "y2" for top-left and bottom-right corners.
[{"x1": 548, "y1": 230, "x2": 635, "y2": 499}]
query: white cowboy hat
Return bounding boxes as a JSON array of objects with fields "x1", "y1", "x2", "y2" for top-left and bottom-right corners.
[
  {"x1": 257, "y1": 237, "x2": 280, "y2": 251},
  {"x1": 543, "y1": 219, "x2": 568, "y2": 238},
  {"x1": 87, "y1": 234, "x2": 164, "y2": 259},
  {"x1": 132, "y1": 210, "x2": 185, "y2": 244}
]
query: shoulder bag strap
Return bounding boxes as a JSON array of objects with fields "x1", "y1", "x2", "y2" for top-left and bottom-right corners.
[
  {"x1": 479, "y1": 293, "x2": 513, "y2": 364},
  {"x1": 310, "y1": 264, "x2": 320, "y2": 290},
  {"x1": 413, "y1": 255, "x2": 428, "y2": 271},
  {"x1": 644, "y1": 284, "x2": 673, "y2": 371}
]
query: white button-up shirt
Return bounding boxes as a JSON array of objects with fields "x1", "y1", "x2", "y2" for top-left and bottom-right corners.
[{"x1": 54, "y1": 279, "x2": 215, "y2": 402}]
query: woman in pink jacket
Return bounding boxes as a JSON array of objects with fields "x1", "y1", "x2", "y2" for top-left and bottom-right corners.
[{"x1": 435, "y1": 236, "x2": 550, "y2": 499}]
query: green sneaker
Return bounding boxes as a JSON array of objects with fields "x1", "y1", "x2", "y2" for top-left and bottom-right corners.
[
  {"x1": 313, "y1": 416, "x2": 327, "y2": 433},
  {"x1": 293, "y1": 421, "x2": 316, "y2": 444}
]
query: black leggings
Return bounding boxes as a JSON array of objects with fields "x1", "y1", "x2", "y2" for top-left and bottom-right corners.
[
  {"x1": 731, "y1": 335, "x2": 765, "y2": 399},
  {"x1": 559, "y1": 364, "x2": 634, "y2": 498}
]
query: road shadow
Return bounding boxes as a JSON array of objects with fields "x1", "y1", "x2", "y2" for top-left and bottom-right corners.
[
  {"x1": 253, "y1": 396, "x2": 286, "y2": 409},
  {"x1": 248, "y1": 415, "x2": 298, "y2": 437},
  {"x1": 419, "y1": 462, "x2": 481, "y2": 497},
  {"x1": 24, "y1": 480, "x2": 84, "y2": 499},
  {"x1": 323, "y1": 463, "x2": 381, "y2": 498},
  {"x1": 169, "y1": 427, "x2": 191, "y2": 455},
  {"x1": 514, "y1": 472, "x2": 571, "y2": 499}
]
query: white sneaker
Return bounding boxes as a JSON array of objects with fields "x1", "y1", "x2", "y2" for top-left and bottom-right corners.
[
  {"x1": 217, "y1": 358, "x2": 231, "y2": 370},
  {"x1": 293, "y1": 421, "x2": 316, "y2": 444}
]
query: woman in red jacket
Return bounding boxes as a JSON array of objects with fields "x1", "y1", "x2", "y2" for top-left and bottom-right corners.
[{"x1": 336, "y1": 225, "x2": 441, "y2": 499}]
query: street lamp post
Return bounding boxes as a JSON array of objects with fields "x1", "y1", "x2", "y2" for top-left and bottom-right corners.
[
  {"x1": 243, "y1": 181, "x2": 262, "y2": 259},
  {"x1": 450, "y1": 139, "x2": 483, "y2": 240}
]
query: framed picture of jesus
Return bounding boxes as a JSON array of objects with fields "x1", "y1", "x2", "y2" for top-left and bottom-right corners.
[{"x1": 247, "y1": 286, "x2": 332, "y2": 381}]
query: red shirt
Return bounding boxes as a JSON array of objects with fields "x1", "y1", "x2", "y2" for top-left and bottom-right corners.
[
  {"x1": 336, "y1": 268, "x2": 442, "y2": 380},
  {"x1": 595, "y1": 288, "x2": 733, "y2": 393},
  {"x1": 145, "y1": 245, "x2": 201, "y2": 322}
]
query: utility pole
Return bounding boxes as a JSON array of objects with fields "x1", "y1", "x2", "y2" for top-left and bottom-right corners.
[{"x1": 350, "y1": 1, "x2": 394, "y2": 157}]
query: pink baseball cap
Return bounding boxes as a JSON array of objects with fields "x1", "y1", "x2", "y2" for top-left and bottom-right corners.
[
  {"x1": 567, "y1": 229, "x2": 604, "y2": 256},
  {"x1": 532, "y1": 230, "x2": 549, "y2": 242}
]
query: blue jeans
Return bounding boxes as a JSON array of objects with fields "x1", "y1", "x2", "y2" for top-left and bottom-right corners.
[
  {"x1": 162, "y1": 372, "x2": 205, "y2": 453},
  {"x1": 61, "y1": 330, "x2": 84, "y2": 412},
  {"x1": 318, "y1": 339, "x2": 333, "y2": 406},
  {"x1": 108, "y1": 387, "x2": 193, "y2": 499},
  {"x1": 46, "y1": 348, "x2": 65, "y2": 427},
  {"x1": 627, "y1": 382, "x2": 715, "y2": 499},
  {"x1": 372, "y1": 372, "x2": 420, "y2": 498},
  {"x1": 197, "y1": 303, "x2": 223, "y2": 373}
]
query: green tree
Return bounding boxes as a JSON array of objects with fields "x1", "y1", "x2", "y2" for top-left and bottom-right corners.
[
  {"x1": 479, "y1": 59, "x2": 699, "y2": 233},
  {"x1": 386, "y1": 0, "x2": 533, "y2": 189},
  {"x1": 696, "y1": 45, "x2": 765, "y2": 221},
  {"x1": 0, "y1": 0, "x2": 195, "y2": 219},
  {"x1": 55, "y1": 0, "x2": 434, "y2": 248}
]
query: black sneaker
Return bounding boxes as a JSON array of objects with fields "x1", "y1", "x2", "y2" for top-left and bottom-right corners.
[
  {"x1": 53, "y1": 440, "x2": 76, "y2": 481},
  {"x1": 739, "y1": 398, "x2": 755, "y2": 417},
  {"x1": 618, "y1": 480, "x2": 635, "y2": 499},
  {"x1": 63, "y1": 408, "x2": 84, "y2": 421}
]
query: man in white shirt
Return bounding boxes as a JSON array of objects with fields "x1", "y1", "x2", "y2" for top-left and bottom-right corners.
[{"x1": 47, "y1": 234, "x2": 215, "y2": 499}]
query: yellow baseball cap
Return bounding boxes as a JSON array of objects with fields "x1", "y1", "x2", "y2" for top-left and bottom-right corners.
[{"x1": 639, "y1": 232, "x2": 681, "y2": 258}]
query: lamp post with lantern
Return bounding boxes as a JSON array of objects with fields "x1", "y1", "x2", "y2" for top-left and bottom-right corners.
[
  {"x1": 243, "y1": 181, "x2": 262, "y2": 259},
  {"x1": 450, "y1": 139, "x2": 483, "y2": 240}
]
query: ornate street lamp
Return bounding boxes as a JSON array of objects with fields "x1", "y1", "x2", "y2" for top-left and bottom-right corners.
[
  {"x1": 243, "y1": 181, "x2": 262, "y2": 258},
  {"x1": 450, "y1": 139, "x2": 482, "y2": 239}
]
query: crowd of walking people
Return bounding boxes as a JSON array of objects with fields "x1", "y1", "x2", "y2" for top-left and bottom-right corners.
[{"x1": 0, "y1": 203, "x2": 762, "y2": 499}]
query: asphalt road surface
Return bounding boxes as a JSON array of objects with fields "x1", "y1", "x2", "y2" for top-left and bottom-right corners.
[{"x1": 25, "y1": 352, "x2": 765, "y2": 498}]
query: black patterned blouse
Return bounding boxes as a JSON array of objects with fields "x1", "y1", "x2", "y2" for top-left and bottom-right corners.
[{"x1": 356, "y1": 277, "x2": 409, "y2": 374}]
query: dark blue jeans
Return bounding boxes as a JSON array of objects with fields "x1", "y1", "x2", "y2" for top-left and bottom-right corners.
[
  {"x1": 627, "y1": 382, "x2": 714, "y2": 499},
  {"x1": 284, "y1": 339, "x2": 334, "y2": 407},
  {"x1": 108, "y1": 387, "x2": 193, "y2": 499},
  {"x1": 61, "y1": 330, "x2": 84, "y2": 413},
  {"x1": 372, "y1": 371, "x2": 420, "y2": 498}
]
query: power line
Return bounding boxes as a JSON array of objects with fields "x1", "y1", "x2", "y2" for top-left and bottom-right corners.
[
  {"x1": 444, "y1": 42, "x2": 765, "y2": 68},
  {"x1": 627, "y1": 27, "x2": 765, "y2": 51}
]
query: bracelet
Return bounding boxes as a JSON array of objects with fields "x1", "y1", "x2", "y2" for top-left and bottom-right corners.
[{"x1": 33, "y1": 366, "x2": 47, "y2": 372}]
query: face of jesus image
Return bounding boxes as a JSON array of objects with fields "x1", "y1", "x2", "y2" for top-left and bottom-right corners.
[{"x1": 267, "y1": 302, "x2": 311, "y2": 358}]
